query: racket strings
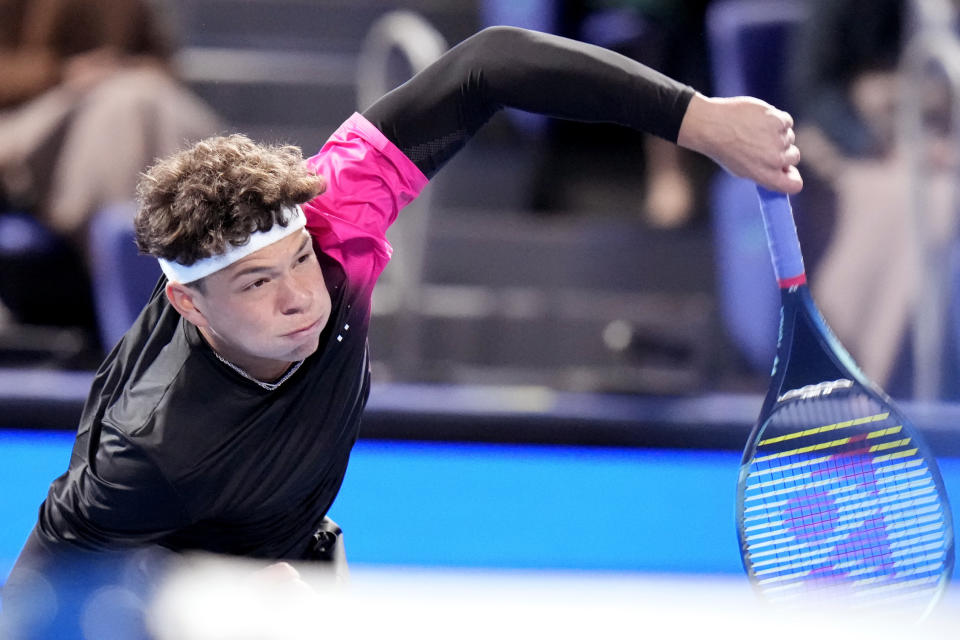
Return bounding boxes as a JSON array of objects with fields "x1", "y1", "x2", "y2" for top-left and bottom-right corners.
[{"x1": 739, "y1": 389, "x2": 951, "y2": 615}]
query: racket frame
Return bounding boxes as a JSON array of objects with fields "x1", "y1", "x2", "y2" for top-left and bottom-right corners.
[{"x1": 735, "y1": 188, "x2": 955, "y2": 615}]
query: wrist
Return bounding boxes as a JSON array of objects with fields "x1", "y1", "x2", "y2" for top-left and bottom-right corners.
[{"x1": 676, "y1": 92, "x2": 717, "y2": 157}]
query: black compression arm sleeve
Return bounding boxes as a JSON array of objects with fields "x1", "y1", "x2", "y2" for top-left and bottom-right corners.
[{"x1": 362, "y1": 26, "x2": 696, "y2": 179}]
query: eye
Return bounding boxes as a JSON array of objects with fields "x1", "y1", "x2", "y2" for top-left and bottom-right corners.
[
  {"x1": 245, "y1": 278, "x2": 269, "y2": 291},
  {"x1": 295, "y1": 253, "x2": 312, "y2": 265}
]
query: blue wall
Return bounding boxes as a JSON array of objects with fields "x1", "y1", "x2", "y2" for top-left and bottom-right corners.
[{"x1": 3, "y1": 430, "x2": 959, "y2": 584}]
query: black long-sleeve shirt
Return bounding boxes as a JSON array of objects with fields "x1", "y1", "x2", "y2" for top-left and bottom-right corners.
[{"x1": 365, "y1": 26, "x2": 693, "y2": 178}]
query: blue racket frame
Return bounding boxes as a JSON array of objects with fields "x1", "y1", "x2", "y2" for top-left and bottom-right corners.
[{"x1": 736, "y1": 187, "x2": 955, "y2": 612}]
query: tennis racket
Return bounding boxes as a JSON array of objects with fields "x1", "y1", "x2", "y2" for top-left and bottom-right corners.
[{"x1": 736, "y1": 187, "x2": 954, "y2": 619}]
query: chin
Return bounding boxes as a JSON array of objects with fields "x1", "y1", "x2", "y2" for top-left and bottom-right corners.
[{"x1": 290, "y1": 336, "x2": 322, "y2": 360}]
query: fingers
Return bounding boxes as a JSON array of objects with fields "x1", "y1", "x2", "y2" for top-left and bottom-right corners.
[
  {"x1": 782, "y1": 143, "x2": 801, "y2": 169},
  {"x1": 759, "y1": 163, "x2": 803, "y2": 195},
  {"x1": 783, "y1": 126, "x2": 796, "y2": 147},
  {"x1": 767, "y1": 106, "x2": 797, "y2": 155},
  {"x1": 255, "y1": 561, "x2": 302, "y2": 583},
  {"x1": 777, "y1": 109, "x2": 794, "y2": 132},
  {"x1": 769, "y1": 106, "x2": 802, "y2": 193},
  {"x1": 245, "y1": 561, "x2": 316, "y2": 597}
]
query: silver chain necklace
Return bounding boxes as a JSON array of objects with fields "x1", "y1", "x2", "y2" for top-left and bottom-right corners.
[{"x1": 212, "y1": 351, "x2": 303, "y2": 391}]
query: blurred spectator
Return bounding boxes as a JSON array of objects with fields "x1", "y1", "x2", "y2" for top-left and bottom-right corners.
[
  {"x1": 507, "y1": 0, "x2": 713, "y2": 227},
  {"x1": 789, "y1": 0, "x2": 956, "y2": 393},
  {"x1": 573, "y1": 0, "x2": 713, "y2": 228},
  {"x1": 0, "y1": 0, "x2": 221, "y2": 246},
  {"x1": 790, "y1": 0, "x2": 904, "y2": 162},
  {"x1": 0, "y1": 0, "x2": 221, "y2": 348},
  {"x1": 0, "y1": 0, "x2": 173, "y2": 109}
]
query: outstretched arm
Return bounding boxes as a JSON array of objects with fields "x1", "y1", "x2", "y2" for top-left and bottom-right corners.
[{"x1": 362, "y1": 26, "x2": 801, "y2": 194}]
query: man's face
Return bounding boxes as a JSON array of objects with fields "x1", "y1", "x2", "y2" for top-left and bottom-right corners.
[{"x1": 177, "y1": 230, "x2": 332, "y2": 381}]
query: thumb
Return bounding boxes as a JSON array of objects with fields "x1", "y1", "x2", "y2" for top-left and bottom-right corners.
[{"x1": 762, "y1": 165, "x2": 803, "y2": 195}]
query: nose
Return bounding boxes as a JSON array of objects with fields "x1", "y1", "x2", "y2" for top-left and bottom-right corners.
[{"x1": 279, "y1": 274, "x2": 312, "y2": 315}]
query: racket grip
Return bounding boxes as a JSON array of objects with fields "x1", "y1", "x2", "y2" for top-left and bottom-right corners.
[{"x1": 756, "y1": 186, "x2": 806, "y2": 288}]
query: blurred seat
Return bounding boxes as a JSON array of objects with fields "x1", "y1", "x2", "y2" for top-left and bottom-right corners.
[
  {"x1": 705, "y1": 0, "x2": 806, "y2": 373},
  {"x1": 0, "y1": 211, "x2": 77, "y2": 326},
  {"x1": 0, "y1": 212, "x2": 60, "y2": 257},
  {"x1": 0, "y1": 211, "x2": 98, "y2": 367},
  {"x1": 87, "y1": 202, "x2": 162, "y2": 351}
]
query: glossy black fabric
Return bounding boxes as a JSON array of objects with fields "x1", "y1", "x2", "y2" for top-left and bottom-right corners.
[
  {"x1": 18, "y1": 26, "x2": 695, "y2": 562},
  {"x1": 364, "y1": 26, "x2": 695, "y2": 179},
  {"x1": 36, "y1": 254, "x2": 367, "y2": 559}
]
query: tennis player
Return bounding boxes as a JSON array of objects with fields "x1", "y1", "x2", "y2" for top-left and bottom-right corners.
[{"x1": 2, "y1": 26, "x2": 800, "y2": 637}]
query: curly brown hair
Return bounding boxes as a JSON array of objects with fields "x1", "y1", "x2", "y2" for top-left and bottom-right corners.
[{"x1": 134, "y1": 134, "x2": 324, "y2": 264}]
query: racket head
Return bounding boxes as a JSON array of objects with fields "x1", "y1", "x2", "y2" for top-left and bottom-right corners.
[{"x1": 737, "y1": 286, "x2": 955, "y2": 619}]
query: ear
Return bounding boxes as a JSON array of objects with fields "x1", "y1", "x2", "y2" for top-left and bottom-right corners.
[{"x1": 165, "y1": 282, "x2": 209, "y2": 328}]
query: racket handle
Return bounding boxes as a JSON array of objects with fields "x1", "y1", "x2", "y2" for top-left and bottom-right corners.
[{"x1": 756, "y1": 186, "x2": 806, "y2": 288}]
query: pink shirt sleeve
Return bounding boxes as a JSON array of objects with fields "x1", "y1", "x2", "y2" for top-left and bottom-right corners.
[{"x1": 301, "y1": 113, "x2": 428, "y2": 294}]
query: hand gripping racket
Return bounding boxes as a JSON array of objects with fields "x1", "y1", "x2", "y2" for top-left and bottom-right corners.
[{"x1": 736, "y1": 187, "x2": 954, "y2": 619}]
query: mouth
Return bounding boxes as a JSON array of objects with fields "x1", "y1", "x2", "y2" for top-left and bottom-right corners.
[{"x1": 283, "y1": 318, "x2": 324, "y2": 337}]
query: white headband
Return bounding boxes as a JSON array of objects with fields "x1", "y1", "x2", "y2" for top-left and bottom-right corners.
[{"x1": 159, "y1": 205, "x2": 307, "y2": 284}]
